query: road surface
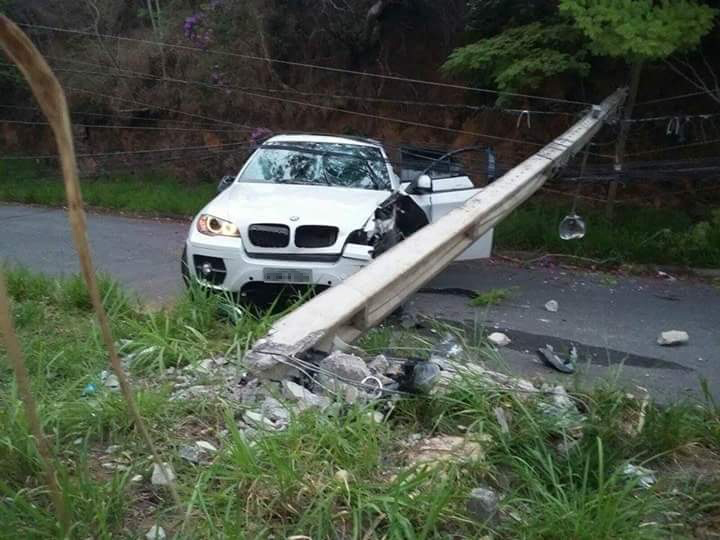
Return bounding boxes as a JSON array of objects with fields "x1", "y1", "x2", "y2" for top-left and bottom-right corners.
[{"x1": 2, "y1": 203, "x2": 718, "y2": 402}]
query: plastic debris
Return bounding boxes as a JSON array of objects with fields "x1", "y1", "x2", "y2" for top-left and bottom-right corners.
[
  {"x1": 537, "y1": 344, "x2": 576, "y2": 374},
  {"x1": 621, "y1": 464, "x2": 656, "y2": 488},
  {"x1": 657, "y1": 330, "x2": 689, "y2": 346},
  {"x1": 82, "y1": 383, "x2": 97, "y2": 396}
]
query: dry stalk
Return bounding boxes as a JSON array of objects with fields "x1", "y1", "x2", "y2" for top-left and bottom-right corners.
[
  {"x1": 0, "y1": 273, "x2": 70, "y2": 534},
  {"x1": 0, "y1": 16, "x2": 182, "y2": 507}
]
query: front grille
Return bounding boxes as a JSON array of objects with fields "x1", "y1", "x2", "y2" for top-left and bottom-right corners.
[
  {"x1": 295, "y1": 225, "x2": 339, "y2": 248},
  {"x1": 193, "y1": 255, "x2": 227, "y2": 285},
  {"x1": 248, "y1": 223, "x2": 290, "y2": 248},
  {"x1": 245, "y1": 252, "x2": 341, "y2": 263}
]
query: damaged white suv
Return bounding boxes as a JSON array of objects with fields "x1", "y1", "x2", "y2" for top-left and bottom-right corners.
[{"x1": 182, "y1": 134, "x2": 493, "y2": 296}]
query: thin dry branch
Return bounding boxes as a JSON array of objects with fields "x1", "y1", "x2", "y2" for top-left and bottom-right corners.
[
  {"x1": 0, "y1": 15, "x2": 182, "y2": 508},
  {"x1": 0, "y1": 272, "x2": 69, "y2": 534}
]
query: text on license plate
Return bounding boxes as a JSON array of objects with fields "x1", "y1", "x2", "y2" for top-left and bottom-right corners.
[{"x1": 263, "y1": 268, "x2": 312, "y2": 283}]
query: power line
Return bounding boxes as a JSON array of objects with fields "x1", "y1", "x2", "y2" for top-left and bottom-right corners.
[
  {"x1": 2, "y1": 141, "x2": 249, "y2": 161},
  {"x1": 624, "y1": 137, "x2": 720, "y2": 157},
  {"x1": 0, "y1": 118, "x2": 251, "y2": 133},
  {"x1": 19, "y1": 22, "x2": 592, "y2": 107},
  {"x1": 635, "y1": 90, "x2": 715, "y2": 107},
  {"x1": 44, "y1": 54, "x2": 581, "y2": 117}
]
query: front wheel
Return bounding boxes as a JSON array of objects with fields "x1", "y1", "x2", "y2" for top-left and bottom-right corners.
[{"x1": 181, "y1": 246, "x2": 191, "y2": 287}]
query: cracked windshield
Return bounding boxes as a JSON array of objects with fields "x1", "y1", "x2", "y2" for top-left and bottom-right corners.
[{"x1": 239, "y1": 142, "x2": 391, "y2": 189}]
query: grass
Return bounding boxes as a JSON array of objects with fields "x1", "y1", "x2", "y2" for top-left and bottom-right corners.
[
  {"x1": 1, "y1": 268, "x2": 719, "y2": 538},
  {"x1": 470, "y1": 286, "x2": 516, "y2": 307},
  {"x1": 496, "y1": 202, "x2": 720, "y2": 268},
  {"x1": 0, "y1": 158, "x2": 216, "y2": 216}
]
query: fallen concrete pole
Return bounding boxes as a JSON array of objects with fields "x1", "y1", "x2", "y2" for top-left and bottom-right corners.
[{"x1": 247, "y1": 89, "x2": 627, "y2": 379}]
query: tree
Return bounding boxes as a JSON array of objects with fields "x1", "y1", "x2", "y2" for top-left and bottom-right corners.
[{"x1": 558, "y1": 0, "x2": 716, "y2": 217}]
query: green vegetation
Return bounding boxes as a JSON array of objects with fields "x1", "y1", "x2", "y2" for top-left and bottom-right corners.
[
  {"x1": 444, "y1": 0, "x2": 716, "y2": 96},
  {"x1": 1, "y1": 269, "x2": 719, "y2": 537},
  {"x1": 496, "y1": 202, "x2": 720, "y2": 268},
  {"x1": 0, "y1": 159, "x2": 215, "y2": 217},
  {"x1": 471, "y1": 287, "x2": 516, "y2": 307}
]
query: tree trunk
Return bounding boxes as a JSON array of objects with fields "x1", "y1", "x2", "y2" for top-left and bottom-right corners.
[{"x1": 607, "y1": 60, "x2": 643, "y2": 220}]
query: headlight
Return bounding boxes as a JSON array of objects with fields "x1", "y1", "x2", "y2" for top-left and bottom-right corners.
[{"x1": 197, "y1": 214, "x2": 240, "y2": 237}]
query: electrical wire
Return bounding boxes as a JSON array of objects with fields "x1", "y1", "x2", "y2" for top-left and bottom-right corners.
[
  {"x1": 635, "y1": 90, "x2": 716, "y2": 107},
  {"x1": 0, "y1": 118, "x2": 252, "y2": 133},
  {"x1": 19, "y1": 22, "x2": 592, "y2": 107}
]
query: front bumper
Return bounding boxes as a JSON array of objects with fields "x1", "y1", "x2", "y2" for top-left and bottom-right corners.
[{"x1": 185, "y1": 232, "x2": 371, "y2": 293}]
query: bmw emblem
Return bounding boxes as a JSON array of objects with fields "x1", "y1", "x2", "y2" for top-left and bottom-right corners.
[{"x1": 289, "y1": 216, "x2": 300, "y2": 221}]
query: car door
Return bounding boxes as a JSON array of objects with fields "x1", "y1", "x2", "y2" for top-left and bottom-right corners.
[{"x1": 407, "y1": 174, "x2": 493, "y2": 261}]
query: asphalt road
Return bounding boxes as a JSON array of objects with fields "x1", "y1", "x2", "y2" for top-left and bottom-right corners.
[{"x1": 2, "y1": 203, "x2": 718, "y2": 402}]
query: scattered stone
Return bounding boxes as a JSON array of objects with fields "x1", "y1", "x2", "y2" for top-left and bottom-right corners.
[
  {"x1": 105, "y1": 444, "x2": 121, "y2": 454},
  {"x1": 131, "y1": 474, "x2": 143, "y2": 483},
  {"x1": 657, "y1": 330, "x2": 689, "y2": 346},
  {"x1": 101, "y1": 370, "x2": 120, "y2": 390},
  {"x1": 260, "y1": 397, "x2": 291, "y2": 423},
  {"x1": 405, "y1": 435, "x2": 487, "y2": 469},
  {"x1": 151, "y1": 462, "x2": 176, "y2": 487},
  {"x1": 368, "y1": 411, "x2": 385, "y2": 423},
  {"x1": 487, "y1": 332, "x2": 511, "y2": 347},
  {"x1": 537, "y1": 344, "x2": 575, "y2": 374},
  {"x1": 196, "y1": 440, "x2": 217, "y2": 453},
  {"x1": 334, "y1": 469, "x2": 351, "y2": 485},
  {"x1": 493, "y1": 407, "x2": 510, "y2": 434},
  {"x1": 544, "y1": 300, "x2": 559, "y2": 313},
  {"x1": 145, "y1": 525, "x2": 166, "y2": 540},
  {"x1": 467, "y1": 487, "x2": 500, "y2": 523},
  {"x1": 621, "y1": 463, "x2": 656, "y2": 489},
  {"x1": 281, "y1": 380, "x2": 331, "y2": 410},
  {"x1": 319, "y1": 352, "x2": 371, "y2": 383},
  {"x1": 243, "y1": 410, "x2": 282, "y2": 430},
  {"x1": 367, "y1": 354, "x2": 390, "y2": 374},
  {"x1": 179, "y1": 444, "x2": 204, "y2": 464}
]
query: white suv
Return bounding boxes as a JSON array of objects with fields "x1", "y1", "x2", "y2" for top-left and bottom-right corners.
[{"x1": 182, "y1": 133, "x2": 492, "y2": 295}]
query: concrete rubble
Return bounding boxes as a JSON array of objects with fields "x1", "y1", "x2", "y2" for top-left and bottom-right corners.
[
  {"x1": 657, "y1": 330, "x2": 689, "y2": 346},
  {"x1": 145, "y1": 525, "x2": 166, "y2": 540},
  {"x1": 544, "y1": 299, "x2": 559, "y2": 312},
  {"x1": 467, "y1": 486, "x2": 500, "y2": 523},
  {"x1": 151, "y1": 462, "x2": 176, "y2": 487},
  {"x1": 487, "y1": 332, "x2": 511, "y2": 347}
]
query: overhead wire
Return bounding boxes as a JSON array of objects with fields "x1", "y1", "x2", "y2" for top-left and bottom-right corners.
[{"x1": 19, "y1": 22, "x2": 592, "y2": 107}]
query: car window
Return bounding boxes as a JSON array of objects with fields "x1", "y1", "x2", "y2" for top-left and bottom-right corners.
[{"x1": 238, "y1": 142, "x2": 391, "y2": 190}]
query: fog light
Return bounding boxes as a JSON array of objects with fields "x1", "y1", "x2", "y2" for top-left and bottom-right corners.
[{"x1": 200, "y1": 262, "x2": 213, "y2": 276}]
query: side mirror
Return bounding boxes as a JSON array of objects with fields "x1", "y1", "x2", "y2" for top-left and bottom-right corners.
[
  {"x1": 217, "y1": 175, "x2": 234, "y2": 193},
  {"x1": 413, "y1": 174, "x2": 432, "y2": 193}
]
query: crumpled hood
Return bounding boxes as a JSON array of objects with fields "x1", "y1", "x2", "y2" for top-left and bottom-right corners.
[{"x1": 204, "y1": 182, "x2": 391, "y2": 231}]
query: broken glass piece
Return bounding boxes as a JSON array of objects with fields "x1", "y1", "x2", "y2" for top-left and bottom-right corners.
[{"x1": 559, "y1": 213, "x2": 586, "y2": 240}]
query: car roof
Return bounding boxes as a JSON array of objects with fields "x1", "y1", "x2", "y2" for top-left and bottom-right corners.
[{"x1": 264, "y1": 133, "x2": 382, "y2": 148}]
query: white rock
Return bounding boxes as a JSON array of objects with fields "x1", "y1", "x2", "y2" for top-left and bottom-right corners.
[
  {"x1": 544, "y1": 300, "x2": 559, "y2": 313},
  {"x1": 467, "y1": 487, "x2": 500, "y2": 523},
  {"x1": 281, "y1": 380, "x2": 331, "y2": 410},
  {"x1": 487, "y1": 332, "x2": 511, "y2": 347},
  {"x1": 151, "y1": 462, "x2": 176, "y2": 486},
  {"x1": 657, "y1": 330, "x2": 689, "y2": 346},
  {"x1": 196, "y1": 440, "x2": 217, "y2": 453},
  {"x1": 131, "y1": 474, "x2": 143, "y2": 483},
  {"x1": 145, "y1": 525, "x2": 166, "y2": 540}
]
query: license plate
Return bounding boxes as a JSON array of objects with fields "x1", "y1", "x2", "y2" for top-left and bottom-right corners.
[{"x1": 263, "y1": 268, "x2": 312, "y2": 284}]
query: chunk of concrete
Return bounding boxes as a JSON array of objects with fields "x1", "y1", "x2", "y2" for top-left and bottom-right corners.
[
  {"x1": 545, "y1": 300, "x2": 559, "y2": 312},
  {"x1": 657, "y1": 330, "x2": 689, "y2": 346},
  {"x1": 487, "y1": 332, "x2": 511, "y2": 347},
  {"x1": 319, "y1": 352, "x2": 371, "y2": 382},
  {"x1": 151, "y1": 462, "x2": 176, "y2": 487},
  {"x1": 145, "y1": 525, "x2": 166, "y2": 540},
  {"x1": 467, "y1": 487, "x2": 500, "y2": 523},
  {"x1": 281, "y1": 380, "x2": 331, "y2": 410}
]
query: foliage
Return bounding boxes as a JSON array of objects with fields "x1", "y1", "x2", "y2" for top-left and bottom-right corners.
[
  {"x1": 443, "y1": 21, "x2": 589, "y2": 94},
  {"x1": 465, "y1": 0, "x2": 557, "y2": 36},
  {"x1": 470, "y1": 286, "x2": 516, "y2": 307},
  {"x1": 559, "y1": 0, "x2": 718, "y2": 60}
]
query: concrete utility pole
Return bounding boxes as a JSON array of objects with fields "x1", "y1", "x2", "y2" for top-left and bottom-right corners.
[{"x1": 246, "y1": 89, "x2": 628, "y2": 380}]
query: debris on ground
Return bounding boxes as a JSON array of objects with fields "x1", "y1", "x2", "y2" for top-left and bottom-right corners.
[
  {"x1": 101, "y1": 370, "x2": 120, "y2": 390},
  {"x1": 145, "y1": 525, "x2": 166, "y2": 540},
  {"x1": 487, "y1": 332, "x2": 511, "y2": 347},
  {"x1": 544, "y1": 299, "x2": 559, "y2": 312},
  {"x1": 404, "y1": 435, "x2": 487, "y2": 469},
  {"x1": 537, "y1": 344, "x2": 576, "y2": 374},
  {"x1": 657, "y1": 330, "x2": 689, "y2": 346},
  {"x1": 281, "y1": 380, "x2": 331, "y2": 411},
  {"x1": 494, "y1": 407, "x2": 511, "y2": 434},
  {"x1": 196, "y1": 440, "x2": 218, "y2": 453},
  {"x1": 467, "y1": 486, "x2": 500, "y2": 523},
  {"x1": 431, "y1": 333, "x2": 463, "y2": 359},
  {"x1": 621, "y1": 463, "x2": 656, "y2": 488},
  {"x1": 151, "y1": 462, "x2": 176, "y2": 487},
  {"x1": 411, "y1": 361, "x2": 441, "y2": 394}
]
